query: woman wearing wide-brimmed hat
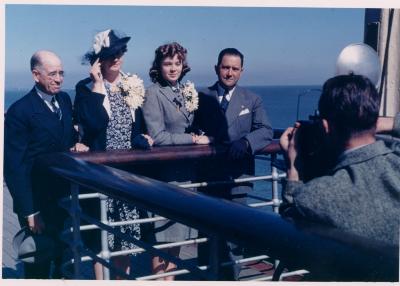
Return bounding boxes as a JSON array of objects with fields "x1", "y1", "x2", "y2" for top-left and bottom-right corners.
[{"x1": 74, "y1": 29, "x2": 153, "y2": 279}]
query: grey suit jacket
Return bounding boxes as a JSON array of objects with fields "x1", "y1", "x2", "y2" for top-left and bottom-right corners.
[
  {"x1": 196, "y1": 82, "x2": 273, "y2": 153},
  {"x1": 195, "y1": 82, "x2": 273, "y2": 196},
  {"x1": 142, "y1": 83, "x2": 194, "y2": 146},
  {"x1": 281, "y1": 114, "x2": 400, "y2": 246}
]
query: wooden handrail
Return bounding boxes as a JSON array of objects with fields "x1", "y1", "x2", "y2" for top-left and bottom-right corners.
[{"x1": 71, "y1": 140, "x2": 282, "y2": 165}]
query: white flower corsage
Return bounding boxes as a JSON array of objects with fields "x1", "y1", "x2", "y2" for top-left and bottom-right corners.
[
  {"x1": 181, "y1": 80, "x2": 199, "y2": 113},
  {"x1": 109, "y1": 72, "x2": 145, "y2": 109},
  {"x1": 93, "y1": 29, "x2": 111, "y2": 54}
]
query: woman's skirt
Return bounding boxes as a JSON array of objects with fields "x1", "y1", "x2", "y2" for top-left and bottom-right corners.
[{"x1": 143, "y1": 161, "x2": 198, "y2": 243}]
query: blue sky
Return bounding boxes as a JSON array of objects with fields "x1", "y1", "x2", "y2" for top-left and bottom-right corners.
[{"x1": 5, "y1": 4, "x2": 364, "y2": 89}]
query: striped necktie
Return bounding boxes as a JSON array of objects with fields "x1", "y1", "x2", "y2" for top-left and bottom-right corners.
[
  {"x1": 220, "y1": 89, "x2": 229, "y2": 113},
  {"x1": 50, "y1": 97, "x2": 62, "y2": 120}
]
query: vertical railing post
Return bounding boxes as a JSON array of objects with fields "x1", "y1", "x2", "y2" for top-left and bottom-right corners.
[
  {"x1": 271, "y1": 153, "x2": 280, "y2": 214},
  {"x1": 208, "y1": 235, "x2": 220, "y2": 280},
  {"x1": 71, "y1": 183, "x2": 82, "y2": 278},
  {"x1": 272, "y1": 260, "x2": 285, "y2": 281},
  {"x1": 99, "y1": 194, "x2": 111, "y2": 280},
  {"x1": 271, "y1": 153, "x2": 282, "y2": 279}
]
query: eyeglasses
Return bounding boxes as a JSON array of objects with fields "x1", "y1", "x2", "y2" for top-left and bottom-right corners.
[
  {"x1": 46, "y1": 71, "x2": 65, "y2": 79},
  {"x1": 35, "y1": 69, "x2": 65, "y2": 79}
]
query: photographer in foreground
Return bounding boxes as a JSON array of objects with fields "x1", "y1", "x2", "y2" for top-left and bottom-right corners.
[{"x1": 279, "y1": 74, "x2": 400, "y2": 246}]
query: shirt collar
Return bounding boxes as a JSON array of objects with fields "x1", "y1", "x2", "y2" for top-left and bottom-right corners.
[
  {"x1": 338, "y1": 143, "x2": 373, "y2": 161},
  {"x1": 334, "y1": 140, "x2": 393, "y2": 171},
  {"x1": 217, "y1": 82, "x2": 235, "y2": 101},
  {"x1": 35, "y1": 86, "x2": 55, "y2": 103},
  {"x1": 170, "y1": 82, "x2": 180, "y2": 93}
]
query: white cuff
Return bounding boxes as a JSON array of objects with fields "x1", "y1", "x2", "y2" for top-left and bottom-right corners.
[{"x1": 25, "y1": 211, "x2": 40, "y2": 218}]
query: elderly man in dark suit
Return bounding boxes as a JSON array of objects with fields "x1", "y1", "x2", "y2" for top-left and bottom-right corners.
[
  {"x1": 195, "y1": 48, "x2": 273, "y2": 280},
  {"x1": 4, "y1": 50, "x2": 88, "y2": 278}
]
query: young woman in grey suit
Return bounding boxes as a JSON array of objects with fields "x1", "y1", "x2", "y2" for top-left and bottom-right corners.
[
  {"x1": 142, "y1": 42, "x2": 211, "y2": 280},
  {"x1": 74, "y1": 29, "x2": 153, "y2": 279}
]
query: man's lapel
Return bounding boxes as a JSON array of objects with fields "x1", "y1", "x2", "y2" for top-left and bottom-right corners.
[
  {"x1": 225, "y1": 86, "x2": 244, "y2": 126},
  {"x1": 29, "y1": 88, "x2": 63, "y2": 141},
  {"x1": 56, "y1": 93, "x2": 73, "y2": 145},
  {"x1": 56, "y1": 93, "x2": 69, "y2": 126},
  {"x1": 208, "y1": 83, "x2": 219, "y2": 100}
]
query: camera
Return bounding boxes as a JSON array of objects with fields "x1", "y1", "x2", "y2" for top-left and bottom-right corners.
[{"x1": 296, "y1": 113, "x2": 335, "y2": 182}]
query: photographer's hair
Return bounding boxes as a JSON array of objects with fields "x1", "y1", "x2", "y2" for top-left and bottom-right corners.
[
  {"x1": 318, "y1": 74, "x2": 381, "y2": 139},
  {"x1": 149, "y1": 42, "x2": 191, "y2": 83},
  {"x1": 217, "y1": 48, "x2": 244, "y2": 67}
]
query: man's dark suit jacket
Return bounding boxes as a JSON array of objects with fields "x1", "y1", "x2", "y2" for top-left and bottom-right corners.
[
  {"x1": 4, "y1": 88, "x2": 75, "y2": 223},
  {"x1": 195, "y1": 82, "x2": 273, "y2": 197}
]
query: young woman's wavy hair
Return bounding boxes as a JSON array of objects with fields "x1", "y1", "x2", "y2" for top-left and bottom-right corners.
[{"x1": 149, "y1": 42, "x2": 191, "y2": 83}]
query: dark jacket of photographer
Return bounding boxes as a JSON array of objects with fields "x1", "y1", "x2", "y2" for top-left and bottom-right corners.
[{"x1": 281, "y1": 114, "x2": 400, "y2": 246}]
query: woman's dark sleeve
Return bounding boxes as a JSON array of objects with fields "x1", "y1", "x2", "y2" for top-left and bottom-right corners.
[{"x1": 74, "y1": 79, "x2": 109, "y2": 135}]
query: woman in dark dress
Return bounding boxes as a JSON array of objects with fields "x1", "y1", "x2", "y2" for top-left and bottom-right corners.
[
  {"x1": 141, "y1": 42, "x2": 212, "y2": 280},
  {"x1": 74, "y1": 29, "x2": 153, "y2": 279}
]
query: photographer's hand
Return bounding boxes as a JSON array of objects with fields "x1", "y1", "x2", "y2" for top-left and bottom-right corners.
[{"x1": 280, "y1": 122, "x2": 301, "y2": 181}]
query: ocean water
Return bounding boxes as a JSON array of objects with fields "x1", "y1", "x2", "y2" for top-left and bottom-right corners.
[
  {"x1": 4, "y1": 86, "x2": 321, "y2": 206},
  {"x1": 5, "y1": 85, "x2": 321, "y2": 127}
]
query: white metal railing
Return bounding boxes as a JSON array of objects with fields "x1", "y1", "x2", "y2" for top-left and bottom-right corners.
[
  {"x1": 33, "y1": 145, "x2": 396, "y2": 282},
  {"x1": 58, "y1": 154, "x2": 308, "y2": 281}
]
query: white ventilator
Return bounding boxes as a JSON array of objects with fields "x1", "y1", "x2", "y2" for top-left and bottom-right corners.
[{"x1": 335, "y1": 43, "x2": 381, "y2": 86}]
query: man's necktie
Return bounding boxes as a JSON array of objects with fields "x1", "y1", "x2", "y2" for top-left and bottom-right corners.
[
  {"x1": 51, "y1": 97, "x2": 62, "y2": 120},
  {"x1": 220, "y1": 89, "x2": 229, "y2": 113}
]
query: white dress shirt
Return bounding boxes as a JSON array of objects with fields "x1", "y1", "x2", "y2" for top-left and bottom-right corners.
[
  {"x1": 35, "y1": 86, "x2": 60, "y2": 112},
  {"x1": 217, "y1": 83, "x2": 236, "y2": 103}
]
